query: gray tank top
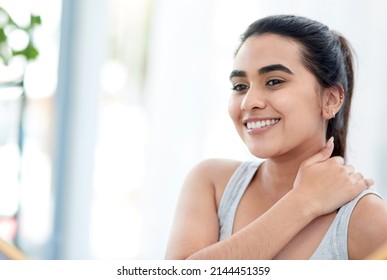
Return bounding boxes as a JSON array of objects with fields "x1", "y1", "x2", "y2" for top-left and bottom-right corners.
[{"x1": 217, "y1": 161, "x2": 382, "y2": 260}]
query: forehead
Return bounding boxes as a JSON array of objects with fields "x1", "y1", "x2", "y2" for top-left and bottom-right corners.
[{"x1": 234, "y1": 34, "x2": 305, "y2": 72}]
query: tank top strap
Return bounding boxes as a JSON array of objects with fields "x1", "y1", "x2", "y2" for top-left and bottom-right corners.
[
  {"x1": 218, "y1": 161, "x2": 261, "y2": 241},
  {"x1": 310, "y1": 188, "x2": 382, "y2": 259}
]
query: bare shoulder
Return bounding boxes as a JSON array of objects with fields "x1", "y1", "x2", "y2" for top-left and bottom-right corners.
[
  {"x1": 189, "y1": 158, "x2": 242, "y2": 204},
  {"x1": 189, "y1": 158, "x2": 242, "y2": 178},
  {"x1": 348, "y1": 192, "x2": 387, "y2": 259},
  {"x1": 165, "y1": 158, "x2": 242, "y2": 259}
]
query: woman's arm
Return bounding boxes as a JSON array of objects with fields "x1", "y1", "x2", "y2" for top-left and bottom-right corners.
[
  {"x1": 164, "y1": 159, "x2": 222, "y2": 259},
  {"x1": 165, "y1": 158, "x2": 317, "y2": 259},
  {"x1": 165, "y1": 139, "x2": 372, "y2": 259}
]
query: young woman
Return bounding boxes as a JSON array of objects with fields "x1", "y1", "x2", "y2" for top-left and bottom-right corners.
[{"x1": 165, "y1": 15, "x2": 387, "y2": 260}]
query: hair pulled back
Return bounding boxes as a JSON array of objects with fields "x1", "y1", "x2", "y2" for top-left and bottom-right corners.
[{"x1": 237, "y1": 15, "x2": 354, "y2": 158}]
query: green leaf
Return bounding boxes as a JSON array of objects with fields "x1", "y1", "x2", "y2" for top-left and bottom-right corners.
[
  {"x1": 0, "y1": 7, "x2": 41, "y2": 63},
  {"x1": 0, "y1": 28, "x2": 6, "y2": 42},
  {"x1": 30, "y1": 15, "x2": 41, "y2": 26},
  {"x1": 12, "y1": 43, "x2": 39, "y2": 60}
]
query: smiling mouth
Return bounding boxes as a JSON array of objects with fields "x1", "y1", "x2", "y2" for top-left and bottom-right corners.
[{"x1": 245, "y1": 118, "x2": 280, "y2": 129}]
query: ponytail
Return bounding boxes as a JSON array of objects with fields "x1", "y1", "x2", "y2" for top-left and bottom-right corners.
[{"x1": 326, "y1": 32, "x2": 355, "y2": 159}]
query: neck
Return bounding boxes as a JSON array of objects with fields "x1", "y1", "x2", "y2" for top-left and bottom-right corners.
[{"x1": 258, "y1": 138, "x2": 326, "y2": 194}]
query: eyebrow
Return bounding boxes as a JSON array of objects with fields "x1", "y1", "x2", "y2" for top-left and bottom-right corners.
[
  {"x1": 229, "y1": 64, "x2": 293, "y2": 80},
  {"x1": 229, "y1": 70, "x2": 246, "y2": 80},
  {"x1": 259, "y1": 64, "x2": 293, "y2": 75}
]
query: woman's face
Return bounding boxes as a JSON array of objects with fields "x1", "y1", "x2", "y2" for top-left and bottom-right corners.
[{"x1": 228, "y1": 33, "x2": 326, "y2": 160}]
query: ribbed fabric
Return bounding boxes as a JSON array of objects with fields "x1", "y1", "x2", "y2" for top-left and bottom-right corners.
[
  {"x1": 218, "y1": 161, "x2": 261, "y2": 241},
  {"x1": 310, "y1": 188, "x2": 381, "y2": 259},
  {"x1": 217, "y1": 161, "x2": 382, "y2": 259}
]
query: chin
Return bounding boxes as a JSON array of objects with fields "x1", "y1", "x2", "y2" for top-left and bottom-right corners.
[{"x1": 247, "y1": 147, "x2": 278, "y2": 159}]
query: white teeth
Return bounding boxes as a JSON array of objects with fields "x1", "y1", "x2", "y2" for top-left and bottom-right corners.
[{"x1": 246, "y1": 119, "x2": 279, "y2": 129}]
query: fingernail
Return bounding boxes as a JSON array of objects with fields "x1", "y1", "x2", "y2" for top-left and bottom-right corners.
[{"x1": 326, "y1": 136, "x2": 334, "y2": 147}]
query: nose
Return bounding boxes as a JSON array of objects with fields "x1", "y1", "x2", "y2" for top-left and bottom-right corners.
[{"x1": 240, "y1": 85, "x2": 266, "y2": 111}]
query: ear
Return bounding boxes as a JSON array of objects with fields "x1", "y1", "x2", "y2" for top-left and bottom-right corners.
[{"x1": 321, "y1": 86, "x2": 344, "y2": 120}]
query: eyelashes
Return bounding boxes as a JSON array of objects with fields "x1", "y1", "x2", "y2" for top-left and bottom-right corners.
[
  {"x1": 265, "y1": 79, "x2": 284, "y2": 87},
  {"x1": 231, "y1": 83, "x2": 249, "y2": 92},
  {"x1": 231, "y1": 79, "x2": 285, "y2": 93}
]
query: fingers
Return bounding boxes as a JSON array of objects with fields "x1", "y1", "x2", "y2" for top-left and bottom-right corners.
[
  {"x1": 354, "y1": 177, "x2": 373, "y2": 192},
  {"x1": 365, "y1": 178, "x2": 374, "y2": 187},
  {"x1": 344, "y1": 164, "x2": 354, "y2": 174},
  {"x1": 350, "y1": 172, "x2": 364, "y2": 183},
  {"x1": 301, "y1": 137, "x2": 334, "y2": 168},
  {"x1": 330, "y1": 156, "x2": 344, "y2": 166},
  {"x1": 320, "y1": 136, "x2": 335, "y2": 160},
  {"x1": 350, "y1": 172, "x2": 373, "y2": 193}
]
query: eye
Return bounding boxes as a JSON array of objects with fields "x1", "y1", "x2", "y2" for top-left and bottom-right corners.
[
  {"x1": 231, "y1": 83, "x2": 249, "y2": 93},
  {"x1": 266, "y1": 79, "x2": 284, "y2": 87}
]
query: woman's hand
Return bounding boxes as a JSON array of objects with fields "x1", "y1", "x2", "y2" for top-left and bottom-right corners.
[{"x1": 292, "y1": 137, "x2": 373, "y2": 217}]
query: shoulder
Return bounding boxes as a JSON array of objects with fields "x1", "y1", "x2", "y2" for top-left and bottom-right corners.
[
  {"x1": 348, "y1": 190, "x2": 387, "y2": 259},
  {"x1": 188, "y1": 158, "x2": 242, "y2": 184},
  {"x1": 184, "y1": 158, "x2": 244, "y2": 206},
  {"x1": 165, "y1": 158, "x2": 243, "y2": 259}
]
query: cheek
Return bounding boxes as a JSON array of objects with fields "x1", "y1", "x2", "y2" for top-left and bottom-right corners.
[
  {"x1": 273, "y1": 90, "x2": 323, "y2": 134},
  {"x1": 283, "y1": 99, "x2": 324, "y2": 133},
  {"x1": 228, "y1": 96, "x2": 240, "y2": 124},
  {"x1": 276, "y1": 85, "x2": 322, "y2": 117}
]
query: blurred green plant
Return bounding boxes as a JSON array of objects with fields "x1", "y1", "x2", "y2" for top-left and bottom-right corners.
[
  {"x1": 0, "y1": 7, "x2": 41, "y2": 247},
  {"x1": 0, "y1": 6, "x2": 41, "y2": 65}
]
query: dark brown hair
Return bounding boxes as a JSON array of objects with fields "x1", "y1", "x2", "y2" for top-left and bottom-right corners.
[{"x1": 237, "y1": 15, "x2": 355, "y2": 159}]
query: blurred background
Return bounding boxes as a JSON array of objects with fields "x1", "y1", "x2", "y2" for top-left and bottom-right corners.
[{"x1": 0, "y1": 0, "x2": 386, "y2": 259}]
